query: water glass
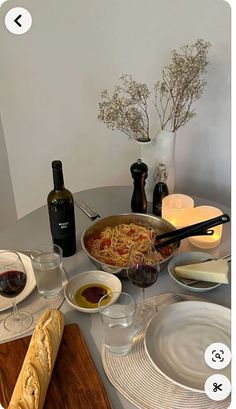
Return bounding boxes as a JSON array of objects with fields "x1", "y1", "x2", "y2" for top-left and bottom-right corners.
[
  {"x1": 30, "y1": 243, "x2": 67, "y2": 298},
  {"x1": 98, "y1": 291, "x2": 136, "y2": 356}
]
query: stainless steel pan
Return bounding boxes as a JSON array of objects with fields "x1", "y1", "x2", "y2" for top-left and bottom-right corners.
[{"x1": 80, "y1": 213, "x2": 179, "y2": 276}]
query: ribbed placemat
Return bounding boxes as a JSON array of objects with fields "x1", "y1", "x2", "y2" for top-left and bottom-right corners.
[
  {"x1": 0, "y1": 288, "x2": 64, "y2": 343},
  {"x1": 101, "y1": 293, "x2": 231, "y2": 409}
]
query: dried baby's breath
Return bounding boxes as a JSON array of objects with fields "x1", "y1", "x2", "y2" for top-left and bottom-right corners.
[
  {"x1": 98, "y1": 74, "x2": 151, "y2": 142},
  {"x1": 154, "y1": 39, "x2": 211, "y2": 132},
  {"x1": 98, "y1": 40, "x2": 211, "y2": 139}
]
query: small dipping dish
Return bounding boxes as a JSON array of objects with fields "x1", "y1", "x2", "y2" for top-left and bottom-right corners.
[{"x1": 65, "y1": 270, "x2": 122, "y2": 313}]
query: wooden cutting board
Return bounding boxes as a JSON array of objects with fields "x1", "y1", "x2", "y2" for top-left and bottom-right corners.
[{"x1": 0, "y1": 324, "x2": 112, "y2": 409}]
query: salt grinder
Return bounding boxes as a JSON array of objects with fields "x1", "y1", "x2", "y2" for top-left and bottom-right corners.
[
  {"x1": 152, "y1": 163, "x2": 169, "y2": 216},
  {"x1": 130, "y1": 159, "x2": 148, "y2": 213}
]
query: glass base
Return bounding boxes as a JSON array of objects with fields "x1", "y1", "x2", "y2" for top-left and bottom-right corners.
[
  {"x1": 4, "y1": 311, "x2": 33, "y2": 333},
  {"x1": 39, "y1": 287, "x2": 63, "y2": 299},
  {"x1": 136, "y1": 302, "x2": 157, "y2": 324}
]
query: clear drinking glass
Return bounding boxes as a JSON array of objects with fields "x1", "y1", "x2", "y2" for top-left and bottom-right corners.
[
  {"x1": 127, "y1": 245, "x2": 159, "y2": 321},
  {"x1": 98, "y1": 291, "x2": 136, "y2": 356},
  {"x1": 0, "y1": 251, "x2": 33, "y2": 332},
  {"x1": 30, "y1": 243, "x2": 67, "y2": 298}
]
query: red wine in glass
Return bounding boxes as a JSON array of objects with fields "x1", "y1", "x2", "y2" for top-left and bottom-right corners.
[
  {"x1": 0, "y1": 251, "x2": 32, "y2": 333},
  {"x1": 128, "y1": 264, "x2": 158, "y2": 288},
  {"x1": 127, "y1": 246, "x2": 160, "y2": 322},
  {"x1": 0, "y1": 270, "x2": 27, "y2": 297}
]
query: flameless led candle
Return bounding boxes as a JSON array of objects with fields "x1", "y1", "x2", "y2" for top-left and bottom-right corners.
[
  {"x1": 161, "y1": 194, "x2": 194, "y2": 228},
  {"x1": 188, "y1": 206, "x2": 223, "y2": 249}
]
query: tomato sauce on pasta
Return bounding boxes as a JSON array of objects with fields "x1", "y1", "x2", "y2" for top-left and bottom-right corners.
[{"x1": 85, "y1": 223, "x2": 173, "y2": 267}]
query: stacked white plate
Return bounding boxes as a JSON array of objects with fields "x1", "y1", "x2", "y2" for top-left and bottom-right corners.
[{"x1": 144, "y1": 301, "x2": 231, "y2": 392}]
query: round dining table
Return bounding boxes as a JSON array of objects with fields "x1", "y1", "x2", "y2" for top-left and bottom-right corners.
[{"x1": 0, "y1": 186, "x2": 231, "y2": 409}]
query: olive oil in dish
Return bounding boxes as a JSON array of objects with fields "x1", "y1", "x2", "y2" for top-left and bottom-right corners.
[{"x1": 75, "y1": 283, "x2": 111, "y2": 308}]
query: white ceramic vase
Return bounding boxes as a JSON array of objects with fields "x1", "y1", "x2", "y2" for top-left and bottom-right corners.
[{"x1": 137, "y1": 129, "x2": 176, "y2": 202}]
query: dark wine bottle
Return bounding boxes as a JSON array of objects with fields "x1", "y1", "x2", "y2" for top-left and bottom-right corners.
[
  {"x1": 47, "y1": 160, "x2": 76, "y2": 257},
  {"x1": 152, "y1": 163, "x2": 169, "y2": 216}
]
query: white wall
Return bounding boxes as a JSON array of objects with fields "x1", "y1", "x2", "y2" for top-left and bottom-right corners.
[
  {"x1": 0, "y1": 0, "x2": 231, "y2": 219},
  {"x1": 0, "y1": 115, "x2": 17, "y2": 229}
]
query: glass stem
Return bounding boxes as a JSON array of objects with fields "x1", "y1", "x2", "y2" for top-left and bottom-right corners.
[
  {"x1": 141, "y1": 288, "x2": 145, "y2": 311},
  {"x1": 12, "y1": 298, "x2": 20, "y2": 320}
]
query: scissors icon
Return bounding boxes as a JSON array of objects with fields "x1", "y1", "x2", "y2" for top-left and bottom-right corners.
[{"x1": 213, "y1": 382, "x2": 223, "y2": 392}]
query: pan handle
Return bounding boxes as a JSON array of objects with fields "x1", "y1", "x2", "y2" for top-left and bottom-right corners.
[{"x1": 155, "y1": 213, "x2": 230, "y2": 249}]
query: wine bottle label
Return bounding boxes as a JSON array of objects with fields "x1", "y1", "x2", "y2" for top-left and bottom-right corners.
[{"x1": 49, "y1": 206, "x2": 75, "y2": 239}]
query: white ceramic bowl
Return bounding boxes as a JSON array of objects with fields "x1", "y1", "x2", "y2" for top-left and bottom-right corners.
[
  {"x1": 168, "y1": 252, "x2": 221, "y2": 293},
  {"x1": 65, "y1": 270, "x2": 122, "y2": 313}
]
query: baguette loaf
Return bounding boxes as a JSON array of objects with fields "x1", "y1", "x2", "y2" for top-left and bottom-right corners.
[{"x1": 8, "y1": 309, "x2": 64, "y2": 409}]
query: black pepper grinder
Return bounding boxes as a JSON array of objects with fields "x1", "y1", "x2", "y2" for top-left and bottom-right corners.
[
  {"x1": 130, "y1": 159, "x2": 148, "y2": 213},
  {"x1": 152, "y1": 163, "x2": 169, "y2": 216}
]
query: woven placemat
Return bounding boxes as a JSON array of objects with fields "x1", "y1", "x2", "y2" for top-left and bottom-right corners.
[
  {"x1": 101, "y1": 293, "x2": 231, "y2": 409},
  {"x1": 0, "y1": 288, "x2": 64, "y2": 343}
]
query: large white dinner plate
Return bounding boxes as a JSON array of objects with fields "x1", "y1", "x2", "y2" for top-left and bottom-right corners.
[
  {"x1": 0, "y1": 251, "x2": 36, "y2": 312},
  {"x1": 144, "y1": 301, "x2": 231, "y2": 392}
]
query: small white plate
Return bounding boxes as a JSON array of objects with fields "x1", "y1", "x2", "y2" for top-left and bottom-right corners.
[
  {"x1": 144, "y1": 301, "x2": 231, "y2": 392},
  {"x1": 65, "y1": 270, "x2": 122, "y2": 313},
  {"x1": 168, "y1": 252, "x2": 222, "y2": 292},
  {"x1": 0, "y1": 251, "x2": 36, "y2": 312}
]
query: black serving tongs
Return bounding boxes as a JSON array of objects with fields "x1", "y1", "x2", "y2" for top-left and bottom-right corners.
[{"x1": 155, "y1": 213, "x2": 230, "y2": 250}]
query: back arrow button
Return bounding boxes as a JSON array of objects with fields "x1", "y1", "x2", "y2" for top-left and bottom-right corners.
[
  {"x1": 5, "y1": 7, "x2": 32, "y2": 35},
  {"x1": 14, "y1": 14, "x2": 22, "y2": 27}
]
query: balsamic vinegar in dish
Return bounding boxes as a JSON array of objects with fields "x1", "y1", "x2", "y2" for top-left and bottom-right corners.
[{"x1": 75, "y1": 283, "x2": 111, "y2": 308}]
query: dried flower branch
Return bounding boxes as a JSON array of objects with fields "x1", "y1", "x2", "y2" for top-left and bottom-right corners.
[
  {"x1": 98, "y1": 40, "x2": 211, "y2": 139},
  {"x1": 154, "y1": 39, "x2": 211, "y2": 132},
  {"x1": 98, "y1": 74, "x2": 151, "y2": 142}
]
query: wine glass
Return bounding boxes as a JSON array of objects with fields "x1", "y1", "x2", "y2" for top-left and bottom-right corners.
[
  {"x1": 0, "y1": 251, "x2": 33, "y2": 332},
  {"x1": 127, "y1": 245, "x2": 160, "y2": 322}
]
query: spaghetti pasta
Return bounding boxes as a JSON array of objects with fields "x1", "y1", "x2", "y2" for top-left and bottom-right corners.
[{"x1": 85, "y1": 223, "x2": 172, "y2": 267}]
